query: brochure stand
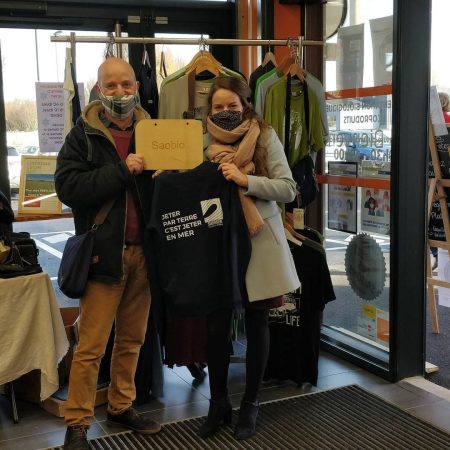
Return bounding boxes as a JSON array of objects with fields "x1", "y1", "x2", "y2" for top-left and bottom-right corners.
[{"x1": 426, "y1": 121, "x2": 450, "y2": 334}]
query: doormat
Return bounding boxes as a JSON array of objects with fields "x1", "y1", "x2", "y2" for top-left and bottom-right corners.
[{"x1": 44, "y1": 384, "x2": 450, "y2": 449}]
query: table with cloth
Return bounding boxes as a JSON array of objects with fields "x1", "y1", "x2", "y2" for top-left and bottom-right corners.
[{"x1": 0, "y1": 272, "x2": 69, "y2": 403}]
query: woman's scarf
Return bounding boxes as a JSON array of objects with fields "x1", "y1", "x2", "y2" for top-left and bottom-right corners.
[{"x1": 206, "y1": 117, "x2": 264, "y2": 236}]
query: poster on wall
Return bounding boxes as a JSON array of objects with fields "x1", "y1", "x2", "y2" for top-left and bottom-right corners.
[
  {"x1": 361, "y1": 187, "x2": 390, "y2": 235},
  {"x1": 18, "y1": 156, "x2": 62, "y2": 215},
  {"x1": 336, "y1": 24, "x2": 364, "y2": 90},
  {"x1": 36, "y1": 82, "x2": 85, "y2": 153},
  {"x1": 428, "y1": 90, "x2": 450, "y2": 240},
  {"x1": 327, "y1": 162, "x2": 357, "y2": 233},
  {"x1": 370, "y1": 16, "x2": 393, "y2": 87}
]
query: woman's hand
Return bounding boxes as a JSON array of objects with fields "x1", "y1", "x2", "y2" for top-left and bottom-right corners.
[{"x1": 218, "y1": 162, "x2": 248, "y2": 188}]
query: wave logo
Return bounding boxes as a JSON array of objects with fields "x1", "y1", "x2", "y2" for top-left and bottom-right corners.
[{"x1": 200, "y1": 198, "x2": 223, "y2": 228}]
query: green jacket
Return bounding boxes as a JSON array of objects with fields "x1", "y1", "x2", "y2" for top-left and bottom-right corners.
[{"x1": 55, "y1": 101, "x2": 152, "y2": 284}]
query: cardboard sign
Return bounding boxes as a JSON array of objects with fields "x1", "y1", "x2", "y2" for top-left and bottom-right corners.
[{"x1": 135, "y1": 119, "x2": 203, "y2": 170}]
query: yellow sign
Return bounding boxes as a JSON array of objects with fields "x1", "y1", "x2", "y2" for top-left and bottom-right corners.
[
  {"x1": 18, "y1": 155, "x2": 62, "y2": 215},
  {"x1": 135, "y1": 119, "x2": 203, "y2": 170}
]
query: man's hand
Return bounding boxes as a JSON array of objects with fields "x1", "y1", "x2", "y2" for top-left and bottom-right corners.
[
  {"x1": 125, "y1": 154, "x2": 145, "y2": 175},
  {"x1": 218, "y1": 162, "x2": 248, "y2": 188}
]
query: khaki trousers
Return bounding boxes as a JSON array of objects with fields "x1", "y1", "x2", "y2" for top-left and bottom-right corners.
[{"x1": 64, "y1": 245, "x2": 151, "y2": 427}]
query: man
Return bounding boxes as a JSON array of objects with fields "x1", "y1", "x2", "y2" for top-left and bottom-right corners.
[{"x1": 55, "y1": 57, "x2": 161, "y2": 450}]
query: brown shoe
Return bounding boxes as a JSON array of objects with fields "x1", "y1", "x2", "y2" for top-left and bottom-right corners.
[
  {"x1": 63, "y1": 426, "x2": 89, "y2": 450},
  {"x1": 107, "y1": 407, "x2": 161, "y2": 434}
]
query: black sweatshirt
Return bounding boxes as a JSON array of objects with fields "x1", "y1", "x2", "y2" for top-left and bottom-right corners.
[{"x1": 148, "y1": 161, "x2": 251, "y2": 316}]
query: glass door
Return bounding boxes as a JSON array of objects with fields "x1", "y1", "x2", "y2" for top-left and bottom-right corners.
[{"x1": 321, "y1": 0, "x2": 394, "y2": 369}]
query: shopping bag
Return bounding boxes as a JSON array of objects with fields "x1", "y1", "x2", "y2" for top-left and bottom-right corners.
[
  {"x1": 0, "y1": 231, "x2": 42, "y2": 278},
  {"x1": 58, "y1": 231, "x2": 95, "y2": 298}
]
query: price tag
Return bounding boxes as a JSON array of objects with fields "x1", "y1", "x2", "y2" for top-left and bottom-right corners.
[{"x1": 293, "y1": 208, "x2": 305, "y2": 230}]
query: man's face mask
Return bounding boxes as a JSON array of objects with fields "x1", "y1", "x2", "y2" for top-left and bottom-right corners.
[
  {"x1": 211, "y1": 110, "x2": 242, "y2": 131},
  {"x1": 99, "y1": 90, "x2": 140, "y2": 120}
]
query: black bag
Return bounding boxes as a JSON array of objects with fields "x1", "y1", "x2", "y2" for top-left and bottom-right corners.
[
  {"x1": 290, "y1": 154, "x2": 319, "y2": 208},
  {"x1": 58, "y1": 199, "x2": 115, "y2": 299},
  {"x1": 0, "y1": 231, "x2": 42, "y2": 278},
  {"x1": 0, "y1": 190, "x2": 14, "y2": 224},
  {"x1": 58, "y1": 231, "x2": 95, "y2": 298}
]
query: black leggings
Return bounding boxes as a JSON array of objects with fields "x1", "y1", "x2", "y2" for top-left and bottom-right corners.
[{"x1": 206, "y1": 307, "x2": 270, "y2": 403}]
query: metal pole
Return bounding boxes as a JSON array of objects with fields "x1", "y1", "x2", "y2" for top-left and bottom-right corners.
[
  {"x1": 34, "y1": 29, "x2": 40, "y2": 81},
  {"x1": 115, "y1": 22, "x2": 122, "y2": 58},
  {"x1": 51, "y1": 35, "x2": 323, "y2": 47}
]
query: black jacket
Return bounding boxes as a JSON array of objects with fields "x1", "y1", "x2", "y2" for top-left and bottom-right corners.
[{"x1": 55, "y1": 101, "x2": 152, "y2": 284}]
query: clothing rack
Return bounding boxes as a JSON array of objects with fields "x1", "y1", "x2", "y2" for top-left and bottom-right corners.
[{"x1": 51, "y1": 34, "x2": 323, "y2": 47}]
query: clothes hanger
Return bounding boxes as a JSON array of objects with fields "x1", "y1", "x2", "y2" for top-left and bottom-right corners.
[
  {"x1": 104, "y1": 33, "x2": 115, "y2": 58},
  {"x1": 186, "y1": 54, "x2": 220, "y2": 76},
  {"x1": 185, "y1": 35, "x2": 222, "y2": 73},
  {"x1": 288, "y1": 63, "x2": 305, "y2": 82},
  {"x1": 141, "y1": 44, "x2": 148, "y2": 65},
  {"x1": 276, "y1": 37, "x2": 295, "y2": 75},
  {"x1": 261, "y1": 42, "x2": 277, "y2": 67},
  {"x1": 284, "y1": 222, "x2": 306, "y2": 243},
  {"x1": 159, "y1": 45, "x2": 168, "y2": 79},
  {"x1": 277, "y1": 54, "x2": 295, "y2": 75},
  {"x1": 186, "y1": 50, "x2": 222, "y2": 70}
]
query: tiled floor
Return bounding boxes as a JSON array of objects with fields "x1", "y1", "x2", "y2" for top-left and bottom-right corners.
[{"x1": 2, "y1": 349, "x2": 450, "y2": 450}]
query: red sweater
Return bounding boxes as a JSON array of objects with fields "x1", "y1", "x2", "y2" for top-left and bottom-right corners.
[{"x1": 109, "y1": 128, "x2": 140, "y2": 244}]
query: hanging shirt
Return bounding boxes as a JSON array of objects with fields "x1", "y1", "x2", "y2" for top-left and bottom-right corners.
[
  {"x1": 264, "y1": 228, "x2": 335, "y2": 385},
  {"x1": 249, "y1": 61, "x2": 276, "y2": 104},
  {"x1": 264, "y1": 79, "x2": 324, "y2": 166},
  {"x1": 137, "y1": 57, "x2": 159, "y2": 119},
  {"x1": 148, "y1": 161, "x2": 251, "y2": 316}
]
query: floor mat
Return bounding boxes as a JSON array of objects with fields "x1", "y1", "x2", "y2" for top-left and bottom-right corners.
[{"x1": 46, "y1": 384, "x2": 450, "y2": 449}]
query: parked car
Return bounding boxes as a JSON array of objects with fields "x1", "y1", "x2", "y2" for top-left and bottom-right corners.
[{"x1": 7, "y1": 146, "x2": 21, "y2": 190}]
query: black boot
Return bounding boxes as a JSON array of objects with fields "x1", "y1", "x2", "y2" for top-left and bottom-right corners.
[
  {"x1": 234, "y1": 400, "x2": 259, "y2": 440},
  {"x1": 197, "y1": 397, "x2": 232, "y2": 438},
  {"x1": 63, "y1": 426, "x2": 89, "y2": 450},
  {"x1": 186, "y1": 362, "x2": 207, "y2": 382}
]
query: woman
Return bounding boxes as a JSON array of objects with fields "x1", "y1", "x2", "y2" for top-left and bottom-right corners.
[{"x1": 198, "y1": 76, "x2": 300, "y2": 440}]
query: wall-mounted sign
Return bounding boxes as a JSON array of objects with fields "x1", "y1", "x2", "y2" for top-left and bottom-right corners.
[{"x1": 36, "y1": 82, "x2": 85, "y2": 153}]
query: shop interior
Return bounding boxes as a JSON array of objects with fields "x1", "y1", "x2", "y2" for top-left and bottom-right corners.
[{"x1": 2, "y1": 0, "x2": 450, "y2": 449}]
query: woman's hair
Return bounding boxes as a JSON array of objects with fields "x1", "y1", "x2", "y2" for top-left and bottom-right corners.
[
  {"x1": 207, "y1": 76, "x2": 269, "y2": 176},
  {"x1": 439, "y1": 92, "x2": 450, "y2": 112}
]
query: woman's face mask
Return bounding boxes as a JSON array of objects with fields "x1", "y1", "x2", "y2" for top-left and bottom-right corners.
[
  {"x1": 99, "y1": 91, "x2": 140, "y2": 120},
  {"x1": 210, "y1": 110, "x2": 243, "y2": 131}
]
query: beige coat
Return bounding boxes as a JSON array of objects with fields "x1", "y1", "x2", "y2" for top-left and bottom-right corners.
[{"x1": 244, "y1": 127, "x2": 300, "y2": 301}]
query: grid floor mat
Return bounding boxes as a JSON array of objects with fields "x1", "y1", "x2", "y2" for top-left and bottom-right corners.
[{"x1": 45, "y1": 384, "x2": 450, "y2": 449}]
